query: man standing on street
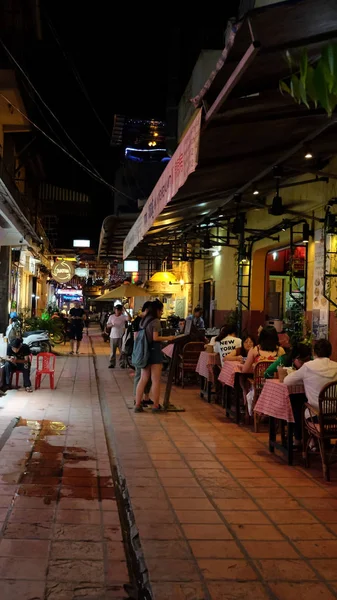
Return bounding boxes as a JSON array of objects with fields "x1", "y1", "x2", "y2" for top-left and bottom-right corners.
[
  {"x1": 106, "y1": 304, "x2": 130, "y2": 368},
  {"x1": 69, "y1": 301, "x2": 85, "y2": 355},
  {"x1": 187, "y1": 306, "x2": 205, "y2": 329}
]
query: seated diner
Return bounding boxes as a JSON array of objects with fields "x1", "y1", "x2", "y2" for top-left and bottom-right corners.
[
  {"x1": 214, "y1": 325, "x2": 242, "y2": 367},
  {"x1": 281, "y1": 339, "x2": 337, "y2": 446},
  {"x1": 264, "y1": 341, "x2": 312, "y2": 379},
  {"x1": 242, "y1": 325, "x2": 285, "y2": 374},
  {"x1": 221, "y1": 333, "x2": 255, "y2": 363}
]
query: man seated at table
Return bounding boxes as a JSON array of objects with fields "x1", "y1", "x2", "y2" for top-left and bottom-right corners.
[
  {"x1": 281, "y1": 339, "x2": 337, "y2": 446},
  {"x1": 214, "y1": 325, "x2": 242, "y2": 367}
]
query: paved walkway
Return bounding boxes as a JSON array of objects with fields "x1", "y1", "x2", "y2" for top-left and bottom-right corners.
[
  {"x1": 1, "y1": 331, "x2": 337, "y2": 599},
  {"x1": 0, "y1": 334, "x2": 130, "y2": 600}
]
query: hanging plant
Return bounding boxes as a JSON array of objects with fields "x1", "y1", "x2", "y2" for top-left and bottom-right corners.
[{"x1": 280, "y1": 44, "x2": 337, "y2": 117}]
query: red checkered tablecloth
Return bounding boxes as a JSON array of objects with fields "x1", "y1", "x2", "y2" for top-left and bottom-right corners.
[
  {"x1": 254, "y1": 379, "x2": 305, "y2": 423},
  {"x1": 218, "y1": 362, "x2": 243, "y2": 388},
  {"x1": 196, "y1": 351, "x2": 221, "y2": 383},
  {"x1": 162, "y1": 344, "x2": 174, "y2": 358}
]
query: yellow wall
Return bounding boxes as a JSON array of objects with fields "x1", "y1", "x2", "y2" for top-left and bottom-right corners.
[
  {"x1": 192, "y1": 246, "x2": 237, "y2": 311},
  {"x1": 246, "y1": 161, "x2": 337, "y2": 317},
  {"x1": 192, "y1": 259, "x2": 204, "y2": 307},
  {"x1": 190, "y1": 158, "x2": 337, "y2": 321},
  {"x1": 0, "y1": 124, "x2": 3, "y2": 157}
]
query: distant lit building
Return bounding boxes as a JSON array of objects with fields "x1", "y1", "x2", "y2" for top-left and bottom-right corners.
[
  {"x1": 111, "y1": 115, "x2": 169, "y2": 215},
  {"x1": 39, "y1": 183, "x2": 92, "y2": 248}
]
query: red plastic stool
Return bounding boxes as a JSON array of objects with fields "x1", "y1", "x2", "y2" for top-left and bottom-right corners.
[
  {"x1": 35, "y1": 353, "x2": 56, "y2": 390},
  {"x1": 11, "y1": 354, "x2": 33, "y2": 388}
]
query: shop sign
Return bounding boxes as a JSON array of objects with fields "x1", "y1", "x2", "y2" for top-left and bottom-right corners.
[
  {"x1": 123, "y1": 109, "x2": 202, "y2": 258},
  {"x1": 85, "y1": 287, "x2": 102, "y2": 296},
  {"x1": 51, "y1": 261, "x2": 74, "y2": 284},
  {"x1": 75, "y1": 267, "x2": 89, "y2": 278},
  {"x1": 29, "y1": 256, "x2": 36, "y2": 276}
]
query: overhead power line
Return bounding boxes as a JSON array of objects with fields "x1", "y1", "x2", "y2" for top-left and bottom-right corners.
[
  {"x1": 0, "y1": 35, "x2": 103, "y2": 179},
  {"x1": 0, "y1": 92, "x2": 134, "y2": 200},
  {"x1": 43, "y1": 11, "x2": 111, "y2": 139}
]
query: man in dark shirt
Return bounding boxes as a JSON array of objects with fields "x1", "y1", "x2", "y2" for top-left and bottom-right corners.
[
  {"x1": 5, "y1": 338, "x2": 32, "y2": 391},
  {"x1": 69, "y1": 302, "x2": 85, "y2": 355}
]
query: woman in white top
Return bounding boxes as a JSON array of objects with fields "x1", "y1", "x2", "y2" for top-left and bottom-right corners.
[
  {"x1": 222, "y1": 334, "x2": 256, "y2": 363},
  {"x1": 214, "y1": 325, "x2": 242, "y2": 368}
]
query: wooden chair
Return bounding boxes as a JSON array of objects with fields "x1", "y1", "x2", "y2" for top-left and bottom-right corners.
[
  {"x1": 178, "y1": 342, "x2": 204, "y2": 388},
  {"x1": 303, "y1": 381, "x2": 337, "y2": 481},
  {"x1": 251, "y1": 360, "x2": 274, "y2": 433}
]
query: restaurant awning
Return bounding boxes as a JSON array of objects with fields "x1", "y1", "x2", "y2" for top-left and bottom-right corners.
[
  {"x1": 95, "y1": 283, "x2": 151, "y2": 301},
  {"x1": 123, "y1": 0, "x2": 337, "y2": 259},
  {"x1": 98, "y1": 214, "x2": 138, "y2": 260}
]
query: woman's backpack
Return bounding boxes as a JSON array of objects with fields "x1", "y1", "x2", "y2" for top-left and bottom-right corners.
[{"x1": 132, "y1": 328, "x2": 150, "y2": 368}]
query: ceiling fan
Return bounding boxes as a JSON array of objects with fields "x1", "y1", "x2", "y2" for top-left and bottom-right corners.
[{"x1": 268, "y1": 167, "x2": 305, "y2": 216}]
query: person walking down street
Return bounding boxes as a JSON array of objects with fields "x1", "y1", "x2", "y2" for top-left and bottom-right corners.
[
  {"x1": 4, "y1": 338, "x2": 33, "y2": 392},
  {"x1": 69, "y1": 302, "x2": 85, "y2": 355},
  {"x1": 134, "y1": 300, "x2": 175, "y2": 413},
  {"x1": 133, "y1": 301, "x2": 153, "y2": 406},
  {"x1": 106, "y1": 304, "x2": 130, "y2": 368}
]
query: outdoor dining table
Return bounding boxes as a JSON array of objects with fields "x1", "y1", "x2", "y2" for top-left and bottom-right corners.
[
  {"x1": 254, "y1": 379, "x2": 305, "y2": 465},
  {"x1": 218, "y1": 361, "x2": 251, "y2": 424},
  {"x1": 196, "y1": 351, "x2": 221, "y2": 403}
]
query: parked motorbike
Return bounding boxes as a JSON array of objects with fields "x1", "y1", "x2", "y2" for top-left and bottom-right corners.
[{"x1": 22, "y1": 330, "x2": 52, "y2": 354}]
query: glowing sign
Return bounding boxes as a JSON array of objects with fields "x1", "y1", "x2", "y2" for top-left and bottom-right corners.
[{"x1": 124, "y1": 260, "x2": 139, "y2": 272}]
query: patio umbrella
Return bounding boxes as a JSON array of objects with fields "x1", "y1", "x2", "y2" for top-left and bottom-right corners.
[{"x1": 95, "y1": 283, "x2": 150, "y2": 301}]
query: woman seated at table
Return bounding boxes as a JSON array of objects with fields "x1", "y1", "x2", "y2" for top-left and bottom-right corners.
[
  {"x1": 242, "y1": 325, "x2": 285, "y2": 374},
  {"x1": 214, "y1": 325, "x2": 242, "y2": 367},
  {"x1": 264, "y1": 342, "x2": 312, "y2": 379},
  {"x1": 222, "y1": 334, "x2": 256, "y2": 363}
]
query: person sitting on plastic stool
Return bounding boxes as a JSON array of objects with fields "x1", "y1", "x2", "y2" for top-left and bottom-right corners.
[{"x1": 4, "y1": 338, "x2": 32, "y2": 392}]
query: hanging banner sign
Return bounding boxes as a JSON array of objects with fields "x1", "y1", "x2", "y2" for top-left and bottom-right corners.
[
  {"x1": 312, "y1": 229, "x2": 329, "y2": 339},
  {"x1": 123, "y1": 109, "x2": 202, "y2": 258},
  {"x1": 51, "y1": 261, "x2": 74, "y2": 284}
]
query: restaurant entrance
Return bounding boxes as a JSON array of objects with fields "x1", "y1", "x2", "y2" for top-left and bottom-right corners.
[{"x1": 265, "y1": 245, "x2": 307, "y2": 336}]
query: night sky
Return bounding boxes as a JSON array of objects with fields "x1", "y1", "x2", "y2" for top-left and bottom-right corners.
[{"x1": 3, "y1": 2, "x2": 240, "y2": 245}]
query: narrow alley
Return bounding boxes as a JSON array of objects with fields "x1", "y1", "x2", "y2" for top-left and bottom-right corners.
[{"x1": 1, "y1": 331, "x2": 337, "y2": 600}]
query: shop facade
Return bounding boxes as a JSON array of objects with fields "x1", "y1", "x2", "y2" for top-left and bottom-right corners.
[{"x1": 119, "y1": 1, "x2": 337, "y2": 346}]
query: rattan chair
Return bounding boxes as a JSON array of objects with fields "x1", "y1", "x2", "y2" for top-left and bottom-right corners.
[
  {"x1": 252, "y1": 360, "x2": 274, "y2": 433},
  {"x1": 178, "y1": 342, "x2": 204, "y2": 388},
  {"x1": 303, "y1": 381, "x2": 337, "y2": 481}
]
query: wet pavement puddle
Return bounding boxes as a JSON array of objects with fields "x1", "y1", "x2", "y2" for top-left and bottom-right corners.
[{"x1": 0, "y1": 418, "x2": 115, "y2": 504}]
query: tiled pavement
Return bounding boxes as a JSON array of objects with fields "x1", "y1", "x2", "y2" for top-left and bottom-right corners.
[
  {"x1": 0, "y1": 334, "x2": 130, "y2": 600},
  {"x1": 1, "y1": 331, "x2": 337, "y2": 599}
]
